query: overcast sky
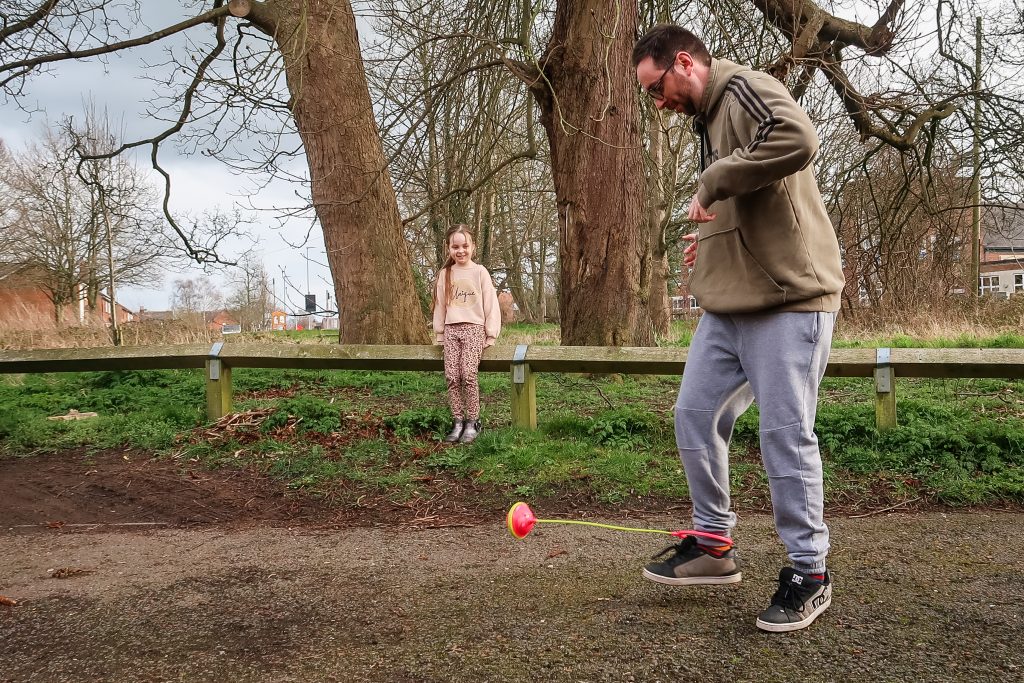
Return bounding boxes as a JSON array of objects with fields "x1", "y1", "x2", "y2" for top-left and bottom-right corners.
[{"x1": 0, "y1": 4, "x2": 334, "y2": 314}]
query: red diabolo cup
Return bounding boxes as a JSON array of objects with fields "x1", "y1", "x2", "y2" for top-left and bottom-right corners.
[{"x1": 507, "y1": 501, "x2": 538, "y2": 539}]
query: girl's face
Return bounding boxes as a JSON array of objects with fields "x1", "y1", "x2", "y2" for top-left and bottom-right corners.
[{"x1": 449, "y1": 232, "x2": 473, "y2": 265}]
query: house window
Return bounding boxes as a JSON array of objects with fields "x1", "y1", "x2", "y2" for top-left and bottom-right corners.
[
  {"x1": 688, "y1": 295, "x2": 699, "y2": 310},
  {"x1": 670, "y1": 296, "x2": 685, "y2": 312},
  {"x1": 979, "y1": 275, "x2": 1000, "y2": 295},
  {"x1": 1015, "y1": 274, "x2": 1024, "y2": 293}
]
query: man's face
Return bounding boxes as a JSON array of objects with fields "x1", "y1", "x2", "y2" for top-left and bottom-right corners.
[{"x1": 636, "y1": 54, "x2": 698, "y2": 116}]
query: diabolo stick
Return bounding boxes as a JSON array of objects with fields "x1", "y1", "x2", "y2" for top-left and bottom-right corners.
[{"x1": 506, "y1": 501, "x2": 733, "y2": 545}]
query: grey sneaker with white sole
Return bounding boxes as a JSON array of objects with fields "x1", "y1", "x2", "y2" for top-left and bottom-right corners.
[{"x1": 642, "y1": 536, "x2": 742, "y2": 586}]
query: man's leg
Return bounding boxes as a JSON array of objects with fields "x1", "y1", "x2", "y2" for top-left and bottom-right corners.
[
  {"x1": 676, "y1": 312, "x2": 753, "y2": 540},
  {"x1": 738, "y1": 311, "x2": 833, "y2": 571},
  {"x1": 736, "y1": 311, "x2": 835, "y2": 631},
  {"x1": 642, "y1": 313, "x2": 752, "y2": 586}
]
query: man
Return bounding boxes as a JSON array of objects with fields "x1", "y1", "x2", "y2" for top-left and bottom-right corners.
[{"x1": 633, "y1": 25, "x2": 845, "y2": 633}]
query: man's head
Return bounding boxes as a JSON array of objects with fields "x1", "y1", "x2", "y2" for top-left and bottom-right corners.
[{"x1": 632, "y1": 24, "x2": 711, "y2": 116}]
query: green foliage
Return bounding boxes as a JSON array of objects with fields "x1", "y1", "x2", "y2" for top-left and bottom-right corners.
[
  {"x1": 263, "y1": 395, "x2": 341, "y2": 434},
  {"x1": 232, "y1": 368, "x2": 303, "y2": 392},
  {"x1": 263, "y1": 445, "x2": 347, "y2": 490},
  {"x1": 585, "y1": 407, "x2": 664, "y2": 446},
  {"x1": 0, "y1": 371, "x2": 202, "y2": 452},
  {"x1": 542, "y1": 407, "x2": 667, "y2": 447},
  {"x1": 385, "y1": 406, "x2": 452, "y2": 438},
  {"x1": 814, "y1": 399, "x2": 1024, "y2": 503},
  {"x1": 4, "y1": 341, "x2": 1024, "y2": 507}
]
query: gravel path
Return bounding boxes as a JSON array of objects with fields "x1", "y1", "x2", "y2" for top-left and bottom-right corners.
[{"x1": 2, "y1": 512, "x2": 1022, "y2": 682}]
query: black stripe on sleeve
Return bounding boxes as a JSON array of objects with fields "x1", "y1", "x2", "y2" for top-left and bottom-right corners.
[
  {"x1": 726, "y1": 76, "x2": 781, "y2": 153},
  {"x1": 726, "y1": 76, "x2": 771, "y2": 121}
]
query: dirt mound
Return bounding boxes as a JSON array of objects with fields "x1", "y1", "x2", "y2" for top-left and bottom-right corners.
[
  {"x1": 0, "y1": 450, "x2": 322, "y2": 529},
  {"x1": 0, "y1": 450, "x2": 510, "y2": 532}
]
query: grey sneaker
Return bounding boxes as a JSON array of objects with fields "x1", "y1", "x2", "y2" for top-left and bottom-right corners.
[
  {"x1": 443, "y1": 420, "x2": 464, "y2": 443},
  {"x1": 459, "y1": 420, "x2": 481, "y2": 443},
  {"x1": 755, "y1": 568, "x2": 832, "y2": 633},
  {"x1": 641, "y1": 536, "x2": 741, "y2": 586}
]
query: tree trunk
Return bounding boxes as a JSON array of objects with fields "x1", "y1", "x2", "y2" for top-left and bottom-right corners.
[
  {"x1": 646, "y1": 112, "x2": 671, "y2": 337},
  {"x1": 264, "y1": 1, "x2": 428, "y2": 344},
  {"x1": 532, "y1": 0, "x2": 653, "y2": 346}
]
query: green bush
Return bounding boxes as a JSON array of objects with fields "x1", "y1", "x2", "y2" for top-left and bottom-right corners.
[
  {"x1": 385, "y1": 406, "x2": 452, "y2": 438},
  {"x1": 542, "y1": 407, "x2": 666, "y2": 447},
  {"x1": 262, "y1": 395, "x2": 341, "y2": 434}
]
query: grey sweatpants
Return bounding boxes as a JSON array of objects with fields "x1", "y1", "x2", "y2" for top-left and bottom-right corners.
[{"x1": 675, "y1": 310, "x2": 835, "y2": 573}]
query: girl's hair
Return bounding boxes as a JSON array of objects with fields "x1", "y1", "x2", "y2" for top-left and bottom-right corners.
[{"x1": 431, "y1": 224, "x2": 475, "y2": 313}]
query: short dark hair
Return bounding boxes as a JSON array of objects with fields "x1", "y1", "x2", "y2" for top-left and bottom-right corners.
[{"x1": 632, "y1": 24, "x2": 711, "y2": 69}]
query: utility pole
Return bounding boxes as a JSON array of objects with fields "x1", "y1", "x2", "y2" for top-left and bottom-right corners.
[
  {"x1": 305, "y1": 246, "x2": 313, "y2": 295},
  {"x1": 971, "y1": 16, "x2": 983, "y2": 298}
]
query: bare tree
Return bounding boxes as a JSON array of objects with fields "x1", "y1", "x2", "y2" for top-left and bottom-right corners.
[
  {"x1": 171, "y1": 275, "x2": 224, "y2": 329},
  {"x1": 2, "y1": 129, "x2": 87, "y2": 323},
  {"x1": 2, "y1": 118, "x2": 177, "y2": 328},
  {"x1": 1, "y1": 1, "x2": 429, "y2": 344},
  {"x1": 225, "y1": 254, "x2": 273, "y2": 331}
]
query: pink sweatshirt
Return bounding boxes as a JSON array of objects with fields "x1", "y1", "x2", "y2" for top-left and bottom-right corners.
[{"x1": 432, "y1": 262, "x2": 501, "y2": 344}]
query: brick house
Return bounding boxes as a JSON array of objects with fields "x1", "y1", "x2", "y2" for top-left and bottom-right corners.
[
  {"x1": 206, "y1": 310, "x2": 240, "y2": 333},
  {"x1": 980, "y1": 204, "x2": 1024, "y2": 297},
  {"x1": 0, "y1": 263, "x2": 134, "y2": 327}
]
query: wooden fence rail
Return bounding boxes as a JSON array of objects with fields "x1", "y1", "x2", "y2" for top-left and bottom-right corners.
[{"x1": 4, "y1": 344, "x2": 1024, "y2": 431}]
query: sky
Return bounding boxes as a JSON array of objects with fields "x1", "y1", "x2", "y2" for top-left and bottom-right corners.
[{"x1": 0, "y1": 4, "x2": 335, "y2": 315}]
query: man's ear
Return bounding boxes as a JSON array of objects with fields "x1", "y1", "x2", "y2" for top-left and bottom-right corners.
[{"x1": 677, "y1": 51, "x2": 694, "y2": 75}]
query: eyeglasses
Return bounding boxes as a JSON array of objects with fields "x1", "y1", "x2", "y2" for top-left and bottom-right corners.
[{"x1": 645, "y1": 61, "x2": 675, "y2": 100}]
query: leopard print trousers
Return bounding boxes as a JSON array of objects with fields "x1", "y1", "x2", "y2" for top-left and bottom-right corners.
[{"x1": 443, "y1": 323, "x2": 486, "y2": 420}]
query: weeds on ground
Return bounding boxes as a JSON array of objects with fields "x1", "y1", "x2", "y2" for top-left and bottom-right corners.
[{"x1": 3, "y1": 334, "x2": 1024, "y2": 507}]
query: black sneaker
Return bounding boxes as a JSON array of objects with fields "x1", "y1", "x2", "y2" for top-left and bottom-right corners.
[
  {"x1": 755, "y1": 567, "x2": 832, "y2": 633},
  {"x1": 641, "y1": 536, "x2": 741, "y2": 586}
]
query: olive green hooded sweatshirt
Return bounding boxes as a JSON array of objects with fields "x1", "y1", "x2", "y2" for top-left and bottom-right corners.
[{"x1": 688, "y1": 58, "x2": 844, "y2": 313}]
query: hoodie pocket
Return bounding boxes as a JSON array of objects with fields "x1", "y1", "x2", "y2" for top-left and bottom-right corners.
[{"x1": 690, "y1": 227, "x2": 786, "y2": 312}]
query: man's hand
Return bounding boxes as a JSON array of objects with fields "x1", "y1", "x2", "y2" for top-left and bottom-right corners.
[
  {"x1": 687, "y1": 195, "x2": 717, "y2": 223},
  {"x1": 682, "y1": 232, "x2": 698, "y2": 268}
]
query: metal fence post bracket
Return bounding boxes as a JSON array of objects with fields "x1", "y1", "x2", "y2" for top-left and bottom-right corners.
[{"x1": 512, "y1": 344, "x2": 528, "y2": 385}]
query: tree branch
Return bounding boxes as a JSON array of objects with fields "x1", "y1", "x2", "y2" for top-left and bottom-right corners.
[
  {"x1": 1, "y1": 4, "x2": 232, "y2": 76},
  {"x1": 0, "y1": 0, "x2": 59, "y2": 43}
]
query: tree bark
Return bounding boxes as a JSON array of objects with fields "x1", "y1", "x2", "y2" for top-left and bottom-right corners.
[
  {"x1": 531, "y1": 0, "x2": 654, "y2": 346},
  {"x1": 646, "y1": 112, "x2": 671, "y2": 337},
  {"x1": 264, "y1": 1, "x2": 429, "y2": 344}
]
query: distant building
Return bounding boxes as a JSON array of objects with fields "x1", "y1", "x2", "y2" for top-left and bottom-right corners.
[
  {"x1": 206, "y1": 310, "x2": 240, "y2": 333},
  {"x1": 270, "y1": 310, "x2": 287, "y2": 331},
  {"x1": 979, "y1": 204, "x2": 1024, "y2": 297},
  {"x1": 0, "y1": 263, "x2": 135, "y2": 327},
  {"x1": 136, "y1": 308, "x2": 174, "y2": 322}
]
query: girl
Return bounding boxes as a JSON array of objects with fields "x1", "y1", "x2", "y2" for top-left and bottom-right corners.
[{"x1": 431, "y1": 225, "x2": 501, "y2": 443}]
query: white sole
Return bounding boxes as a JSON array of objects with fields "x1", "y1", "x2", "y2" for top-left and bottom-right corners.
[
  {"x1": 641, "y1": 569, "x2": 742, "y2": 586},
  {"x1": 755, "y1": 595, "x2": 832, "y2": 632}
]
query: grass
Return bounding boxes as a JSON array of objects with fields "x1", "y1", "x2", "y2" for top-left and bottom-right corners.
[{"x1": 3, "y1": 328, "x2": 1024, "y2": 509}]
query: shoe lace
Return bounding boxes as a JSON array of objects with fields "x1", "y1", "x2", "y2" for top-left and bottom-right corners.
[
  {"x1": 650, "y1": 535, "x2": 698, "y2": 560},
  {"x1": 769, "y1": 582, "x2": 806, "y2": 612}
]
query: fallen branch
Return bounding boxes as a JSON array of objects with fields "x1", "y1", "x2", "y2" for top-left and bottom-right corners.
[{"x1": 849, "y1": 497, "x2": 922, "y2": 518}]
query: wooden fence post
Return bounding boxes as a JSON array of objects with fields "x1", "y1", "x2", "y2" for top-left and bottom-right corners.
[
  {"x1": 205, "y1": 342, "x2": 232, "y2": 421},
  {"x1": 510, "y1": 344, "x2": 537, "y2": 430},
  {"x1": 874, "y1": 347, "x2": 897, "y2": 430}
]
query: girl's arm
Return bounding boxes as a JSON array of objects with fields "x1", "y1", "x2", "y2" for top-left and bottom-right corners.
[{"x1": 481, "y1": 266, "x2": 501, "y2": 346}]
